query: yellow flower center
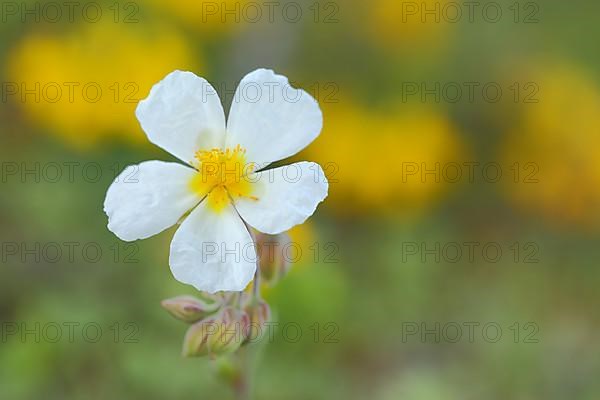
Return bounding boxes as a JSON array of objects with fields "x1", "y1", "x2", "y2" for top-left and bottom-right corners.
[{"x1": 189, "y1": 144, "x2": 258, "y2": 212}]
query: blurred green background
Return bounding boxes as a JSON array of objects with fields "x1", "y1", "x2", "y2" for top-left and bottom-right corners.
[{"x1": 1, "y1": 0, "x2": 600, "y2": 398}]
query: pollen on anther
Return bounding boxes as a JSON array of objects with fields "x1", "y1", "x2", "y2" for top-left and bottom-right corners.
[{"x1": 189, "y1": 144, "x2": 257, "y2": 211}]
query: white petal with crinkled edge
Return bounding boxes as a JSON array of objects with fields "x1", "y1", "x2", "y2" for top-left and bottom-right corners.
[
  {"x1": 226, "y1": 69, "x2": 323, "y2": 167},
  {"x1": 136, "y1": 70, "x2": 226, "y2": 165},
  {"x1": 104, "y1": 161, "x2": 200, "y2": 242},
  {"x1": 234, "y1": 162, "x2": 328, "y2": 235},
  {"x1": 169, "y1": 200, "x2": 256, "y2": 293}
]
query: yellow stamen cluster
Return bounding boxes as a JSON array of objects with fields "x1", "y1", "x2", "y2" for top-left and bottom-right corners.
[{"x1": 189, "y1": 145, "x2": 258, "y2": 212}]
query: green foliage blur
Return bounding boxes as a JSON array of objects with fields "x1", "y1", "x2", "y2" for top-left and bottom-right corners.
[{"x1": 1, "y1": 0, "x2": 600, "y2": 399}]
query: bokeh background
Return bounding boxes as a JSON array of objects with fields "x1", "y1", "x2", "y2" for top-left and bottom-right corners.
[{"x1": 1, "y1": 0, "x2": 600, "y2": 398}]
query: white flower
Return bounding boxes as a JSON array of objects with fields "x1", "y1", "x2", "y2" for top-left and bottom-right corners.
[{"x1": 103, "y1": 69, "x2": 328, "y2": 293}]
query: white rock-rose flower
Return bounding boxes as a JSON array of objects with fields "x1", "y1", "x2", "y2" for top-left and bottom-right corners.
[{"x1": 104, "y1": 69, "x2": 328, "y2": 293}]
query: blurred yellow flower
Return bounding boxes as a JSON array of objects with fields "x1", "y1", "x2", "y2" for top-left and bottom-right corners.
[
  {"x1": 288, "y1": 222, "x2": 316, "y2": 252},
  {"x1": 501, "y1": 63, "x2": 600, "y2": 227},
  {"x1": 367, "y1": 0, "x2": 453, "y2": 50},
  {"x1": 302, "y1": 100, "x2": 465, "y2": 216},
  {"x1": 7, "y1": 23, "x2": 197, "y2": 148},
  {"x1": 146, "y1": 0, "x2": 252, "y2": 33}
]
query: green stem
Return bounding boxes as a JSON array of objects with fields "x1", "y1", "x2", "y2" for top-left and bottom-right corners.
[
  {"x1": 232, "y1": 347, "x2": 251, "y2": 400},
  {"x1": 252, "y1": 263, "x2": 260, "y2": 300}
]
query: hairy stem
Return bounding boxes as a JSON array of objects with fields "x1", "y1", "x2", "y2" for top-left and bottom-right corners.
[
  {"x1": 227, "y1": 221, "x2": 261, "y2": 400},
  {"x1": 233, "y1": 346, "x2": 250, "y2": 400}
]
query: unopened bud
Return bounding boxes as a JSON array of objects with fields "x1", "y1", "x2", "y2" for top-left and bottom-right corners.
[
  {"x1": 182, "y1": 307, "x2": 250, "y2": 358},
  {"x1": 255, "y1": 232, "x2": 291, "y2": 285},
  {"x1": 161, "y1": 294, "x2": 222, "y2": 323},
  {"x1": 244, "y1": 299, "x2": 271, "y2": 344}
]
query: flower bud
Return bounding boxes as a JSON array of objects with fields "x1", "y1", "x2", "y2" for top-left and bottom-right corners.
[
  {"x1": 255, "y1": 231, "x2": 291, "y2": 285},
  {"x1": 161, "y1": 294, "x2": 222, "y2": 323},
  {"x1": 244, "y1": 299, "x2": 271, "y2": 344},
  {"x1": 182, "y1": 307, "x2": 250, "y2": 358}
]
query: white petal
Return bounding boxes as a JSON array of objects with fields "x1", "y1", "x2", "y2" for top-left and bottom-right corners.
[
  {"x1": 234, "y1": 162, "x2": 328, "y2": 234},
  {"x1": 226, "y1": 69, "x2": 323, "y2": 167},
  {"x1": 136, "y1": 70, "x2": 226, "y2": 165},
  {"x1": 104, "y1": 161, "x2": 200, "y2": 241},
  {"x1": 169, "y1": 200, "x2": 256, "y2": 293}
]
